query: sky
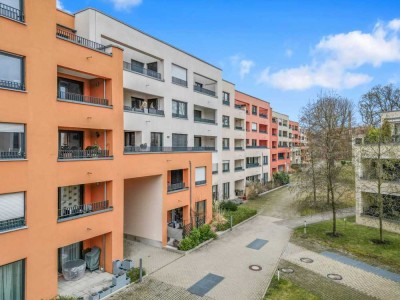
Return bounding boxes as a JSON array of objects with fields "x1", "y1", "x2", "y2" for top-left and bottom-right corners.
[{"x1": 58, "y1": 0, "x2": 400, "y2": 121}]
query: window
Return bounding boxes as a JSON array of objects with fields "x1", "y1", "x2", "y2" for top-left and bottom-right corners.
[
  {"x1": 195, "y1": 200, "x2": 206, "y2": 226},
  {"x1": 172, "y1": 134, "x2": 187, "y2": 148},
  {"x1": 252, "y1": 122, "x2": 257, "y2": 132},
  {"x1": 194, "y1": 110, "x2": 202, "y2": 121},
  {"x1": 124, "y1": 132, "x2": 135, "y2": 147},
  {"x1": 263, "y1": 173, "x2": 268, "y2": 183},
  {"x1": 0, "y1": 51, "x2": 24, "y2": 90},
  {"x1": 0, "y1": 192, "x2": 25, "y2": 232},
  {"x1": 147, "y1": 62, "x2": 158, "y2": 73},
  {"x1": 252, "y1": 139, "x2": 257, "y2": 146},
  {"x1": 131, "y1": 97, "x2": 144, "y2": 110},
  {"x1": 222, "y1": 160, "x2": 230, "y2": 172},
  {"x1": 58, "y1": 77, "x2": 83, "y2": 100},
  {"x1": 151, "y1": 132, "x2": 163, "y2": 147},
  {"x1": 223, "y1": 182, "x2": 230, "y2": 200},
  {"x1": 195, "y1": 167, "x2": 206, "y2": 185},
  {"x1": 222, "y1": 115, "x2": 230, "y2": 128},
  {"x1": 263, "y1": 156, "x2": 269, "y2": 165},
  {"x1": 168, "y1": 169, "x2": 185, "y2": 191},
  {"x1": 194, "y1": 136, "x2": 202, "y2": 147},
  {"x1": 131, "y1": 59, "x2": 145, "y2": 73},
  {"x1": 171, "y1": 64, "x2": 187, "y2": 86},
  {"x1": 59, "y1": 130, "x2": 83, "y2": 150},
  {"x1": 252, "y1": 105, "x2": 257, "y2": 115},
  {"x1": 247, "y1": 157, "x2": 259, "y2": 166},
  {"x1": 212, "y1": 163, "x2": 218, "y2": 174},
  {"x1": 212, "y1": 185, "x2": 218, "y2": 200},
  {"x1": 0, "y1": 123, "x2": 25, "y2": 159},
  {"x1": 222, "y1": 138, "x2": 230, "y2": 150},
  {"x1": 58, "y1": 185, "x2": 83, "y2": 219},
  {"x1": 0, "y1": 259, "x2": 25, "y2": 299},
  {"x1": 58, "y1": 242, "x2": 83, "y2": 273},
  {"x1": 222, "y1": 92, "x2": 230, "y2": 105},
  {"x1": 172, "y1": 100, "x2": 187, "y2": 118}
]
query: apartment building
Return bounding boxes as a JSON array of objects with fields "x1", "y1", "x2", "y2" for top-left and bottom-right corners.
[
  {"x1": 289, "y1": 120, "x2": 301, "y2": 165},
  {"x1": 235, "y1": 91, "x2": 271, "y2": 182},
  {"x1": 353, "y1": 111, "x2": 400, "y2": 234},
  {"x1": 0, "y1": 2, "x2": 212, "y2": 299},
  {"x1": 272, "y1": 111, "x2": 291, "y2": 173}
]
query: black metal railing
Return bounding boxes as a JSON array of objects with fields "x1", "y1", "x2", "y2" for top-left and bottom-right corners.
[
  {"x1": 56, "y1": 28, "x2": 109, "y2": 53},
  {"x1": 235, "y1": 166, "x2": 244, "y2": 171},
  {"x1": 222, "y1": 124, "x2": 230, "y2": 128},
  {"x1": 195, "y1": 180, "x2": 206, "y2": 186},
  {"x1": 278, "y1": 157, "x2": 285, "y2": 160},
  {"x1": 172, "y1": 76, "x2": 187, "y2": 86},
  {"x1": 223, "y1": 99, "x2": 230, "y2": 106},
  {"x1": 235, "y1": 126, "x2": 244, "y2": 130},
  {"x1": 123, "y1": 62, "x2": 162, "y2": 80},
  {"x1": 246, "y1": 146, "x2": 268, "y2": 149},
  {"x1": 259, "y1": 113, "x2": 268, "y2": 119},
  {"x1": 172, "y1": 112, "x2": 188, "y2": 119},
  {"x1": 124, "y1": 106, "x2": 164, "y2": 116},
  {"x1": 58, "y1": 149, "x2": 110, "y2": 160},
  {"x1": 222, "y1": 146, "x2": 230, "y2": 150},
  {"x1": 234, "y1": 146, "x2": 243, "y2": 151},
  {"x1": 194, "y1": 85, "x2": 216, "y2": 97},
  {"x1": 0, "y1": 217, "x2": 25, "y2": 232},
  {"x1": 58, "y1": 200, "x2": 110, "y2": 220},
  {"x1": 0, "y1": 150, "x2": 25, "y2": 159},
  {"x1": 246, "y1": 163, "x2": 260, "y2": 168},
  {"x1": 124, "y1": 146, "x2": 215, "y2": 153},
  {"x1": 58, "y1": 91, "x2": 109, "y2": 106},
  {"x1": 0, "y1": 79, "x2": 25, "y2": 91},
  {"x1": 272, "y1": 158, "x2": 277, "y2": 161},
  {"x1": 235, "y1": 104, "x2": 245, "y2": 110},
  {"x1": 0, "y1": 2, "x2": 24, "y2": 22},
  {"x1": 194, "y1": 116, "x2": 216, "y2": 124},
  {"x1": 168, "y1": 182, "x2": 186, "y2": 192},
  {"x1": 212, "y1": 170, "x2": 218, "y2": 174},
  {"x1": 259, "y1": 130, "x2": 267, "y2": 134}
]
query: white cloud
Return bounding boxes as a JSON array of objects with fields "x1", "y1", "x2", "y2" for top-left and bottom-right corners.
[
  {"x1": 56, "y1": 0, "x2": 70, "y2": 12},
  {"x1": 285, "y1": 49, "x2": 293, "y2": 58},
  {"x1": 109, "y1": 0, "x2": 142, "y2": 11},
  {"x1": 239, "y1": 59, "x2": 255, "y2": 78},
  {"x1": 258, "y1": 19, "x2": 400, "y2": 90}
]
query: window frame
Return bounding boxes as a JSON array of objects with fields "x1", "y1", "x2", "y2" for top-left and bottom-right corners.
[{"x1": 0, "y1": 51, "x2": 25, "y2": 91}]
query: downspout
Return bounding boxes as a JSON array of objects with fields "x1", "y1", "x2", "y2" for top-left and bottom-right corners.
[
  {"x1": 189, "y1": 160, "x2": 193, "y2": 226},
  {"x1": 104, "y1": 130, "x2": 106, "y2": 151}
]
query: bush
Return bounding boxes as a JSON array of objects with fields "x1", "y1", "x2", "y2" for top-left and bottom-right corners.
[
  {"x1": 273, "y1": 171, "x2": 290, "y2": 185},
  {"x1": 178, "y1": 224, "x2": 217, "y2": 251},
  {"x1": 216, "y1": 206, "x2": 257, "y2": 231},
  {"x1": 219, "y1": 201, "x2": 238, "y2": 211},
  {"x1": 127, "y1": 267, "x2": 146, "y2": 283}
]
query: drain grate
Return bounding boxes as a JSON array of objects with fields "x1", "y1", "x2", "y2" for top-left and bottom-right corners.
[
  {"x1": 327, "y1": 273, "x2": 343, "y2": 280},
  {"x1": 249, "y1": 265, "x2": 262, "y2": 271},
  {"x1": 280, "y1": 268, "x2": 294, "y2": 273},
  {"x1": 300, "y1": 257, "x2": 314, "y2": 263}
]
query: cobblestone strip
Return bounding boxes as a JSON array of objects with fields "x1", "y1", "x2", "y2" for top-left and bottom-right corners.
[{"x1": 283, "y1": 243, "x2": 400, "y2": 300}]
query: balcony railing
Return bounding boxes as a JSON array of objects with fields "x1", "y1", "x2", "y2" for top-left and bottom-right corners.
[
  {"x1": 223, "y1": 100, "x2": 230, "y2": 106},
  {"x1": 259, "y1": 113, "x2": 268, "y2": 119},
  {"x1": 56, "y1": 28, "x2": 109, "y2": 53},
  {"x1": 58, "y1": 91, "x2": 110, "y2": 107},
  {"x1": 259, "y1": 130, "x2": 267, "y2": 134},
  {"x1": 172, "y1": 112, "x2": 188, "y2": 119},
  {"x1": 168, "y1": 182, "x2": 186, "y2": 192},
  {"x1": 212, "y1": 170, "x2": 218, "y2": 174},
  {"x1": 272, "y1": 158, "x2": 277, "y2": 162},
  {"x1": 235, "y1": 104, "x2": 245, "y2": 110},
  {"x1": 235, "y1": 126, "x2": 244, "y2": 131},
  {"x1": 124, "y1": 106, "x2": 164, "y2": 116},
  {"x1": 246, "y1": 163, "x2": 260, "y2": 168},
  {"x1": 194, "y1": 116, "x2": 216, "y2": 124},
  {"x1": 195, "y1": 180, "x2": 206, "y2": 186},
  {"x1": 234, "y1": 146, "x2": 244, "y2": 151},
  {"x1": 246, "y1": 146, "x2": 268, "y2": 149},
  {"x1": 0, "y1": 217, "x2": 25, "y2": 232},
  {"x1": 124, "y1": 146, "x2": 215, "y2": 153},
  {"x1": 123, "y1": 62, "x2": 162, "y2": 80},
  {"x1": 58, "y1": 200, "x2": 110, "y2": 220},
  {"x1": 172, "y1": 76, "x2": 187, "y2": 87},
  {"x1": 0, "y1": 150, "x2": 25, "y2": 160},
  {"x1": 235, "y1": 166, "x2": 244, "y2": 172},
  {"x1": 278, "y1": 157, "x2": 285, "y2": 160},
  {"x1": 0, "y1": 2, "x2": 24, "y2": 22},
  {"x1": 194, "y1": 85, "x2": 216, "y2": 97},
  {"x1": 58, "y1": 149, "x2": 110, "y2": 160},
  {"x1": 0, "y1": 79, "x2": 25, "y2": 91}
]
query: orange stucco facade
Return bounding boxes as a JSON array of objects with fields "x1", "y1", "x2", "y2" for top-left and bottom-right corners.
[{"x1": 0, "y1": 2, "x2": 212, "y2": 299}]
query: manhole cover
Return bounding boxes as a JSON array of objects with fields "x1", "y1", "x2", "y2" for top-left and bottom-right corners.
[
  {"x1": 300, "y1": 257, "x2": 314, "y2": 263},
  {"x1": 280, "y1": 268, "x2": 294, "y2": 273},
  {"x1": 327, "y1": 273, "x2": 342, "y2": 280},
  {"x1": 249, "y1": 265, "x2": 262, "y2": 271}
]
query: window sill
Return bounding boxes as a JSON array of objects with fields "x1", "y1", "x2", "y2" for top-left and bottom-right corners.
[
  {"x1": 57, "y1": 208, "x2": 113, "y2": 223},
  {"x1": 0, "y1": 226, "x2": 28, "y2": 235}
]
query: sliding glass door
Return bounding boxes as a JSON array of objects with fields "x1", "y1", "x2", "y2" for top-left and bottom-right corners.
[{"x1": 0, "y1": 259, "x2": 25, "y2": 300}]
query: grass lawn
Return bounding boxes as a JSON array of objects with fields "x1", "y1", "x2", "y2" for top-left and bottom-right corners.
[
  {"x1": 293, "y1": 216, "x2": 400, "y2": 273},
  {"x1": 264, "y1": 276, "x2": 320, "y2": 300},
  {"x1": 216, "y1": 206, "x2": 257, "y2": 231}
]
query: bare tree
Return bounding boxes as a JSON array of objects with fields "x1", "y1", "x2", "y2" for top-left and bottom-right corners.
[{"x1": 299, "y1": 92, "x2": 354, "y2": 236}]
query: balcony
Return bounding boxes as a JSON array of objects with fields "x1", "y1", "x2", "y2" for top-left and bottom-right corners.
[
  {"x1": 194, "y1": 73, "x2": 217, "y2": 97},
  {"x1": 235, "y1": 126, "x2": 244, "y2": 131},
  {"x1": 235, "y1": 146, "x2": 244, "y2": 151},
  {"x1": 123, "y1": 61, "x2": 162, "y2": 80},
  {"x1": 194, "y1": 84, "x2": 216, "y2": 97},
  {"x1": 235, "y1": 104, "x2": 246, "y2": 110},
  {"x1": 56, "y1": 27, "x2": 110, "y2": 54},
  {"x1": 168, "y1": 182, "x2": 186, "y2": 192},
  {"x1": 246, "y1": 163, "x2": 260, "y2": 168},
  {"x1": 235, "y1": 166, "x2": 244, "y2": 172},
  {"x1": 124, "y1": 146, "x2": 215, "y2": 153},
  {"x1": 259, "y1": 113, "x2": 268, "y2": 119},
  {"x1": 259, "y1": 129, "x2": 267, "y2": 134},
  {"x1": 246, "y1": 146, "x2": 268, "y2": 149},
  {"x1": 59, "y1": 91, "x2": 110, "y2": 107},
  {"x1": 58, "y1": 200, "x2": 111, "y2": 221},
  {"x1": 172, "y1": 76, "x2": 187, "y2": 87},
  {"x1": 194, "y1": 116, "x2": 216, "y2": 124},
  {"x1": 124, "y1": 106, "x2": 164, "y2": 116},
  {"x1": 58, "y1": 129, "x2": 112, "y2": 161},
  {"x1": 0, "y1": 2, "x2": 24, "y2": 22}
]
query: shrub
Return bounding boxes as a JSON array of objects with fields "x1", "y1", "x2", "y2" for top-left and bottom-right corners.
[
  {"x1": 199, "y1": 224, "x2": 217, "y2": 241},
  {"x1": 127, "y1": 267, "x2": 146, "y2": 283},
  {"x1": 273, "y1": 171, "x2": 290, "y2": 185},
  {"x1": 220, "y1": 201, "x2": 238, "y2": 211},
  {"x1": 216, "y1": 206, "x2": 257, "y2": 231},
  {"x1": 178, "y1": 224, "x2": 217, "y2": 251}
]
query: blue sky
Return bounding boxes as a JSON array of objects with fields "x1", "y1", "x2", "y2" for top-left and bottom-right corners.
[{"x1": 58, "y1": 0, "x2": 400, "y2": 121}]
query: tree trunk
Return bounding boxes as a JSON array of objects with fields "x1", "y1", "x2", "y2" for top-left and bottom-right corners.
[{"x1": 311, "y1": 152, "x2": 317, "y2": 206}]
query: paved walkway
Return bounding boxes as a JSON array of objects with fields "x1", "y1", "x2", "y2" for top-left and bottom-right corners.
[{"x1": 283, "y1": 243, "x2": 400, "y2": 300}]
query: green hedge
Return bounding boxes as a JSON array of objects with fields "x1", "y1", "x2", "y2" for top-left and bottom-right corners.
[
  {"x1": 273, "y1": 171, "x2": 290, "y2": 185},
  {"x1": 127, "y1": 267, "x2": 147, "y2": 283},
  {"x1": 219, "y1": 201, "x2": 238, "y2": 211},
  {"x1": 178, "y1": 224, "x2": 217, "y2": 251},
  {"x1": 216, "y1": 206, "x2": 257, "y2": 231}
]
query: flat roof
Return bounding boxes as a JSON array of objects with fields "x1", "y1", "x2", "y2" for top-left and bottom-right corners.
[
  {"x1": 235, "y1": 90, "x2": 270, "y2": 105},
  {"x1": 74, "y1": 8, "x2": 222, "y2": 71}
]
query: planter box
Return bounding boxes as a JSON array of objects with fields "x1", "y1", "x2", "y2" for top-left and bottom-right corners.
[{"x1": 121, "y1": 259, "x2": 134, "y2": 270}]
